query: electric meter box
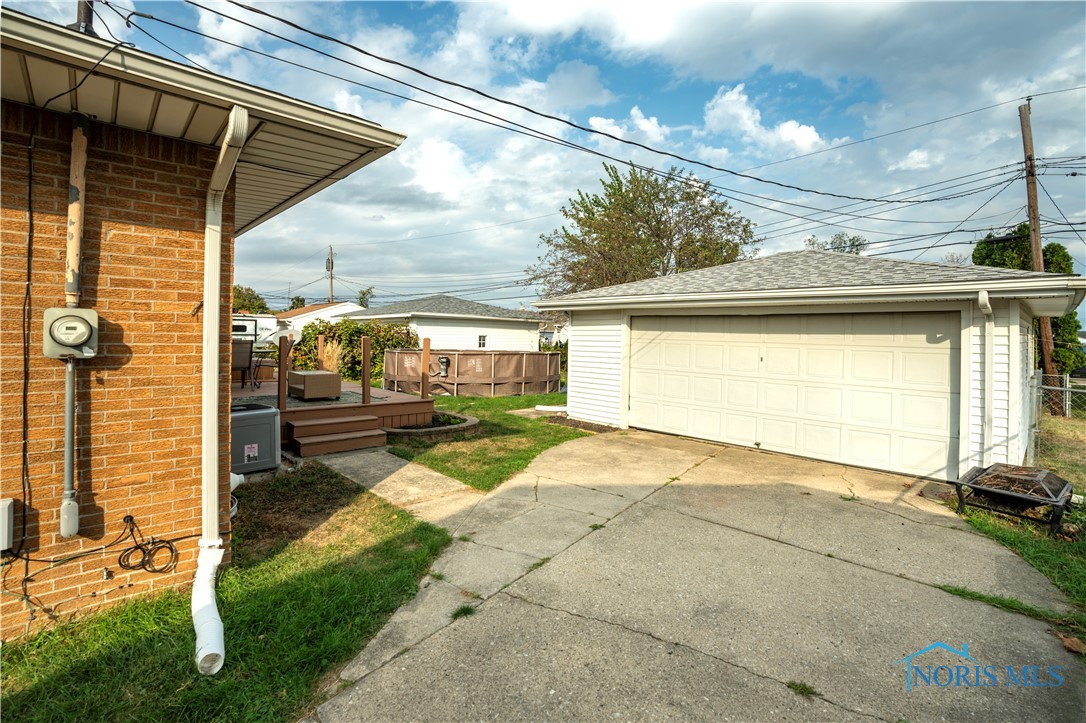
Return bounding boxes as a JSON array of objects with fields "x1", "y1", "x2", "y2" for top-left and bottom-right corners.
[
  {"x1": 230, "y1": 403, "x2": 281, "y2": 474},
  {"x1": 43, "y1": 308, "x2": 98, "y2": 359}
]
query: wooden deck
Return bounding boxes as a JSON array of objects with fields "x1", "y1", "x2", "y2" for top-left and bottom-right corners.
[{"x1": 232, "y1": 379, "x2": 434, "y2": 456}]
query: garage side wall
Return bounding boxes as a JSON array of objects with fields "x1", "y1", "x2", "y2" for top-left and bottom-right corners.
[
  {"x1": 967, "y1": 301, "x2": 1015, "y2": 467},
  {"x1": 566, "y1": 310, "x2": 626, "y2": 426}
]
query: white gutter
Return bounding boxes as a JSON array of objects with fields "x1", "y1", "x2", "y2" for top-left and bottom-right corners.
[
  {"x1": 978, "y1": 291, "x2": 995, "y2": 467},
  {"x1": 193, "y1": 105, "x2": 249, "y2": 676}
]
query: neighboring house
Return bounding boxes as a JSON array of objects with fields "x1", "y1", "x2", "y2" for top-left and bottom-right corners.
[
  {"x1": 535, "y1": 250, "x2": 1086, "y2": 482},
  {"x1": 339, "y1": 295, "x2": 540, "y2": 350},
  {"x1": 0, "y1": 8, "x2": 404, "y2": 663},
  {"x1": 539, "y1": 318, "x2": 569, "y2": 346},
  {"x1": 276, "y1": 301, "x2": 366, "y2": 335}
]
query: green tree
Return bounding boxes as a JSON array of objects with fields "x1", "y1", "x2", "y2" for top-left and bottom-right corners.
[
  {"x1": 357, "y1": 286, "x2": 375, "y2": 308},
  {"x1": 289, "y1": 295, "x2": 306, "y2": 310},
  {"x1": 972, "y1": 223, "x2": 1085, "y2": 374},
  {"x1": 528, "y1": 163, "x2": 759, "y2": 297},
  {"x1": 232, "y1": 285, "x2": 269, "y2": 314},
  {"x1": 803, "y1": 232, "x2": 869, "y2": 254}
]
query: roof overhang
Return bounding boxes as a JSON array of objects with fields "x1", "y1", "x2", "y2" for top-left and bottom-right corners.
[
  {"x1": 534, "y1": 276, "x2": 1086, "y2": 318},
  {"x1": 1, "y1": 9, "x2": 405, "y2": 235},
  {"x1": 340, "y1": 311, "x2": 540, "y2": 324}
]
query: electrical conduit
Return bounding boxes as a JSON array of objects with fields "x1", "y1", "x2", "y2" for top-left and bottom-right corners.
[{"x1": 193, "y1": 105, "x2": 249, "y2": 676}]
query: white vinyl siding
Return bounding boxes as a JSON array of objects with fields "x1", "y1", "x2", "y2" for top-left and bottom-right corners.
[
  {"x1": 411, "y1": 318, "x2": 538, "y2": 351},
  {"x1": 1017, "y1": 306, "x2": 1036, "y2": 464},
  {"x1": 628, "y1": 312, "x2": 960, "y2": 480},
  {"x1": 567, "y1": 310, "x2": 626, "y2": 426},
  {"x1": 967, "y1": 301, "x2": 1013, "y2": 467}
]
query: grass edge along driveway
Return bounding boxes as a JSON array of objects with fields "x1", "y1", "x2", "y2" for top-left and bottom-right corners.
[{"x1": 387, "y1": 392, "x2": 589, "y2": 492}]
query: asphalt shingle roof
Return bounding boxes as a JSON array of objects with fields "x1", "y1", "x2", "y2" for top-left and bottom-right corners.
[
  {"x1": 359, "y1": 295, "x2": 539, "y2": 321},
  {"x1": 544, "y1": 250, "x2": 1069, "y2": 302}
]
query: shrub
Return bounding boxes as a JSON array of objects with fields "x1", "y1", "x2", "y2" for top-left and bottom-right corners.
[{"x1": 292, "y1": 320, "x2": 419, "y2": 382}]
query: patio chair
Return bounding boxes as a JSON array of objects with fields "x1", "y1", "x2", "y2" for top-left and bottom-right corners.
[{"x1": 231, "y1": 340, "x2": 254, "y2": 390}]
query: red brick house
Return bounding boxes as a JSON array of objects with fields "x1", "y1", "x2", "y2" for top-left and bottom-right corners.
[{"x1": 0, "y1": 9, "x2": 404, "y2": 673}]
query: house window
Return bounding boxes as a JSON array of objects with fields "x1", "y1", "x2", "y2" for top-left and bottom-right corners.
[{"x1": 478, "y1": 335, "x2": 487, "y2": 348}]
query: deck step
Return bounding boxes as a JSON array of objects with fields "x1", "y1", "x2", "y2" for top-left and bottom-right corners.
[
  {"x1": 287, "y1": 415, "x2": 380, "y2": 437},
  {"x1": 292, "y1": 429, "x2": 387, "y2": 457}
]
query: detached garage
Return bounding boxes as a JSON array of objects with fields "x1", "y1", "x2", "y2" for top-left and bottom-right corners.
[{"x1": 535, "y1": 251, "x2": 1086, "y2": 482}]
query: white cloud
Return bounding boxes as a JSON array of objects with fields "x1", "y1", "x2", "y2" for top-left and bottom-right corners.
[
  {"x1": 888, "y1": 149, "x2": 943, "y2": 172},
  {"x1": 704, "y1": 85, "x2": 827, "y2": 154}
]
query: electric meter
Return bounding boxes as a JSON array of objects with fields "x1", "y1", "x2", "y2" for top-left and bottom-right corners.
[{"x1": 43, "y1": 308, "x2": 98, "y2": 359}]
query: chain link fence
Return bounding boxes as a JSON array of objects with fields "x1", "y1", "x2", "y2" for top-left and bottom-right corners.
[{"x1": 1030, "y1": 373, "x2": 1086, "y2": 469}]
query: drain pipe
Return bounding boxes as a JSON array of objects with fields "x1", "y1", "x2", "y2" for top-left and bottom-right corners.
[
  {"x1": 59, "y1": 114, "x2": 90, "y2": 538},
  {"x1": 978, "y1": 291, "x2": 994, "y2": 466},
  {"x1": 192, "y1": 105, "x2": 249, "y2": 676}
]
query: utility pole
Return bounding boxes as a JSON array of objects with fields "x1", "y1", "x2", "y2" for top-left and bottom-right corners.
[
  {"x1": 1018, "y1": 101, "x2": 1058, "y2": 378},
  {"x1": 326, "y1": 245, "x2": 334, "y2": 303}
]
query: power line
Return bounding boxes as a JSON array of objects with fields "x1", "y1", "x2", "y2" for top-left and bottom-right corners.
[
  {"x1": 213, "y1": 0, "x2": 1036, "y2": 206},
  {"x1": 909, "y1": 176, "x2": 1020, "y2": 260},
  {"x1": 1036, "y1": 176, "x2": 1086, "y2": 248}
]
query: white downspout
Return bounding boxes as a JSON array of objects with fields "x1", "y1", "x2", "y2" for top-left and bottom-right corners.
[
  {"x1": 193, "y1": 105, "x2": 249, "y2": 676},
  {"x1": 978, "y1": 291, "x2": 994, "y2": 467}
]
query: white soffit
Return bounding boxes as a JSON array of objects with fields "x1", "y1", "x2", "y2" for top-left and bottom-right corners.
[{"x1": 0, "y1": 9, "x2": 405, "y2": 235}]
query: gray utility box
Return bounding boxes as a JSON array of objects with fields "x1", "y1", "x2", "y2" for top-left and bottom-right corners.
[{"x1": 230, "y1": 403, "x2": 281, "y2": 474}]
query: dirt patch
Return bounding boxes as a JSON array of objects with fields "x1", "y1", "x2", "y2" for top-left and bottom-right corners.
[{"x1": 545, "y1": 415, "x2": 616, "y2": 434}]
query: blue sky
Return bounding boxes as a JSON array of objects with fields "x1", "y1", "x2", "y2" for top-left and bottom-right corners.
[{"x1": 8, "y1": 1, "x2": 1085, "y2": 315}]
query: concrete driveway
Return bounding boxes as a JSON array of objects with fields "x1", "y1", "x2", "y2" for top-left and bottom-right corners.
[{"x1": 317, "y1": 430, "x2": 1083, "y2": 722}]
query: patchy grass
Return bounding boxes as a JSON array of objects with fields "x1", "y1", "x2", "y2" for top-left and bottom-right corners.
[
  {"x1": 937, "y1": 585, "x2": 1086, "y2": 638},
  {"x1": 1, "y1": 462, "x2": 449, "y2": 723},
  {"x1": 955, "y1": 413, "x2": 1086, "y2": 649},
  {"x1": 388, "y1": 393, "x2": 588, "y2": 491},
  {"x1": 785, "y1": 681, "x2": 821, "y2": 697},
  {"x1": 451, "y1": 604, "x2": 476, "y2": 620}
]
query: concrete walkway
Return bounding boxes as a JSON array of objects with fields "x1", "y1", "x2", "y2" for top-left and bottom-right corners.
[{"x1": 316, "y1": 430, "x2": 1083, "y2": 722}]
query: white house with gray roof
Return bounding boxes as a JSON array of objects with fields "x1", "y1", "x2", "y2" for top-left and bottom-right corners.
[
  {"x1": 535, "y1": 250, "x2": 1086, "y2": 482},
  {"x1": 338, "y1": 295, "x2": 541, "y2": 351}
]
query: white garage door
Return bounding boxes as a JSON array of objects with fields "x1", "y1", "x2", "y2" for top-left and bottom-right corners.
[{"x1": 629, "y1": 313, "x2": 960, "y2": 479}]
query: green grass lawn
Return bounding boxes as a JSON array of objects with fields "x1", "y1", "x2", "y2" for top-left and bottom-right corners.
[
  {"x1": 1, "y1": 463, "x2": 449, "y2": 723},
  {"x1": 956, "y1": 413, "x2": 1086, "y2": 640},
  {"x1": 387, "y1": 393, "x2": 589, "y2": 491}
]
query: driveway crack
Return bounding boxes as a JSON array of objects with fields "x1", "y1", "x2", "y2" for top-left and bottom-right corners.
[{"x1": 500, "y1": 591, "x2": 887, "y2": 722}]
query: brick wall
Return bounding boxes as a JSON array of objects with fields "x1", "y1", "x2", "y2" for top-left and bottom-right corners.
[{"x1": 0, "y1": 103, "x2": 234, "y2": 639}]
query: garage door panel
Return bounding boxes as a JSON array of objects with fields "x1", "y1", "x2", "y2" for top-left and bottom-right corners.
[
  {"x1": 765, "y1": 347, "x2": 800, "y2": 375},
  {"x1": 727, "y1": 346, "x2": 760, "y2": 372},
  {"x1": 762, "y1": 418, "x2": 798, "y2": 451},
  {"x1": 660, "y1": 405, "x2": 689, "y2": 431},
  {"x1": 663, "y1": 343, "x2": 691, "y2": 369},
  {"x1": 847, "y1": 429, "x2": 893, "y2": 466},
  {"x1": 694, "y1": 344, "x2": 724, "y2": 371},
  {"x1": 902, "y1": 352, "x2": 951, "y2": 387},
  {"x1": 691, "y1": 410, "x2": 722, "y2": 438},
  {"x1": 901, "y1": 395, "x2": 950, "y2": 432},
  {"x1": 806, "y1": 348, "x2": 845, "y2": 379},
  {"x1": 898, "y1": 436, "x2": 950, "y2": 476},
  {"x1": 692, "y1": 377, "x2": 723, "y2": 403},
  {"x1": 802, "y1": 424, "x2": 841, "y2": 458},
  {"x1": 629, "y1": 313, "x2": 959, "y2": 480},
  {"x1": 851, "y1": 350, "x2": 894, "y2": 382},
  {"x1": 849, "y1": 390, "x2": 893, "y2": 425},
  {"x1": 726, "y1": 379, "x2": 758, "y2": 408},
  {"x1": 850, "y1": 314, "x2": 896, "y2": 343},
  {"x1": 764, "y1": 383, "x2": 799, "y2": 413},
  {"x1": 661, "y1": 374, "x2": 690, "y2": 400},
  {"x1": 725, "y1": 413, "x2": 757, "y2": 443},
  {"x1": 630, "y1": 370, "x2": 660, "y2": 397},
  {"x1": 804, "y1": 387, "x2": 843, "y2": 417}
]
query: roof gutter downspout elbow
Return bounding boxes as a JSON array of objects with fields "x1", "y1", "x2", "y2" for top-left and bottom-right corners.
[
  {"x1": 193, "y1": 105, "x2": 248, "y2": 677},
  {"x1": 978, "y1": 291, "x2": 994, "y2": 467}
]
